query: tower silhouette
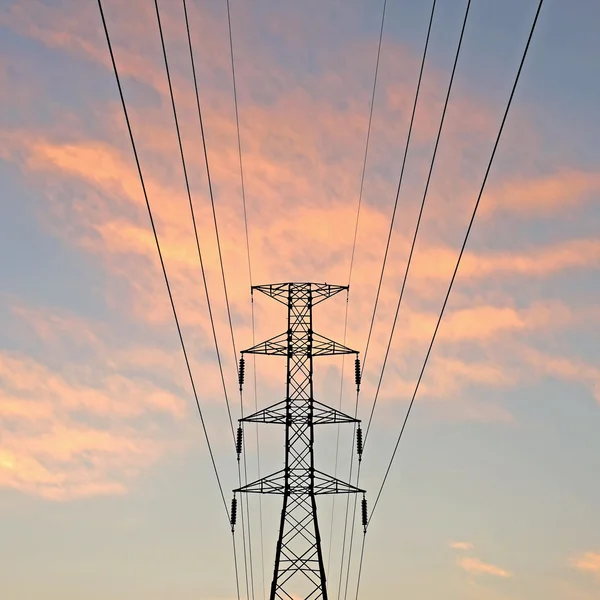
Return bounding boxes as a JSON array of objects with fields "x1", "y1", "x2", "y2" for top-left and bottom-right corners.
[{"x1": 235, "y1": 282, "x2": 364, "y2": 600}]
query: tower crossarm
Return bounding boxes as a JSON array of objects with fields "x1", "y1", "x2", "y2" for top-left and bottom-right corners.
[
  {"x1": 236, "y1": 469, "x2": 363, "y2": 496},
  {"x1": 242, "y1": 332, "x2": 288, "y2": 356},
  {"x1": 241, "y1": 399, "x2": 358, "y2": 425},
  {"x1": 252, "y1": 282, "x2": 348, "y2": 306},
  {"x1": 311, "y1": 332, "x2": 356, "y2": 356},
  {"x1": 312, "y1": 470, "x2": 365, "y2": 495},
  {"x1": 234, "y1": 469, "x2": 286, "y2": 495},
  {"x1": 242, "y1": 332, "x2": 356, "y2": 357}
]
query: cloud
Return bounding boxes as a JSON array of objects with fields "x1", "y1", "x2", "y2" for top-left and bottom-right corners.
[
  {"x1": 450, "y1": 540, "x2": 512, "y2": 579},
  {"x1": 457, "y1": 556, "x2": 512, "y2": 578},
  {"x1": 0, "y1": 348, "x2": 188, "y2": 501},
  {"x1": 1, "y1": 0, "x2": 599, "y2": 503},
  {"x1": 410, "y1": 238, "x2": 600, "y2": 284},
  {"x1": 571, "y1": 552, "x2": 600, "y2": 578},
  {"x1": 450, "y1": 541, "x2": 474, "y2": 551},
  {"x1": 482, "y1": 169, "x2": 600, "y2": 217},
  {"x1": 0, "y1": 301, "x2": 229, "y2": 502},
  {"x1": 522, "y1": 349, "x2": 600, "y2": 405}
]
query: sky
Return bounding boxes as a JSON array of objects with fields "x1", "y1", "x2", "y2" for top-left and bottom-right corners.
[{"x1": 0, "y1": 0, "x2": 599, "y2": 598}]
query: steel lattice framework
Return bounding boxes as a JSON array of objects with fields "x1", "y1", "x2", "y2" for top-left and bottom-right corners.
[{"x1": 235, "y1": 282, "x2": 364, "y2": 600}]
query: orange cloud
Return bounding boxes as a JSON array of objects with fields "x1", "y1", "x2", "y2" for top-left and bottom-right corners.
[
  {"x1": 521, "y1": 348, "x2": 600, "y2": 405},
  {"x1": 572, "y1": 552, "x2": 600, "y2": 578},
  {"x1": 483, "y1": 169, "x2": 600, "y2": 217},
  {"x1": 5, "y1": 118, "x2": 600, "y2": 429},
  {"x1": 2, "y1": 0, "x2": 599, "y2": 503},
  {"x1": 450, "y1": 541, "x2": 474, "y2": 551},
  {"x1": 457, "y1": 556, "x2": 512, "y2": 578},
  {"x1": 0, "y1": 349, "x2": 189, "y2": 500},
  {"x1": 411, "y1": 238, "x2": 600, "y2": 283}
]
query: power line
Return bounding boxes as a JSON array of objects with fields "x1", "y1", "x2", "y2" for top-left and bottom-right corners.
[
  {"x1": 182, "y1": 0, "x2": 259, "y2": 595},
  {"x1": 329, "y1": 0, "x2": 388, "y2": 587},
  {"x1": 181, "y1": 0, "x2": 239, "y2": 368},
  {"x1": 250, "y1": 296, "x2": 265, "y2": 600},
  {"x1": 224, "y1": 0, "x2": 264, "y2": 596},
  {"x1": 231, "y1": 532, "x2": 242, "y2": 600},
  {"x1": 327, "y1": 292, "x2": 349, "y2": 577},
  {"x1": 153, "y1": 1, "x2": 254, "y2": 597},
  {"x1": 369, "y1": 0, "x2": 544, "y2": 520},
  {"x1": 353, "y1": 532, "x2": 367, "y2": 600},
  {"x1": 337, "y1": 1, "x2": 438, "y2": 595},
  {"x1": 341, "y1": 410, "x2": 361, "y2": 600},
  {"x1": 364, "y1": 0, "x2": 468, "y2": 446},
  {"x1": 336, "y1": 386, "x2": 359, "y2": 600},
  {"x1": 97, "y1": 0, "x2": 229, "y2": 522},
  {"x1": 152, "y1": 0, "x2": 236, "y2": 440},
  {"x1": 357, "y1": 2, "x2": 545, "y2": 595},
  {"x1": 361, "y1": 0, "x2": 437, "y2": 376},
  {"x1": 226, "y1": 0, "x2": 253, "y2": 288},
  {"x1": 347, "y1": 0, "x2": 388, "y2": 287},
  {"x1": 350, "y1": 0, "x2": 470, "y2": 591},
  {"x1": 95, "y1": 3, "x2": 240, "y2": 596}
]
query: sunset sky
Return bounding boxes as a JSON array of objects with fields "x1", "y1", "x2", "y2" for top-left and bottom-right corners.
[{"x1": 1, "y1": 0, "x2": 599, "y2": 598}]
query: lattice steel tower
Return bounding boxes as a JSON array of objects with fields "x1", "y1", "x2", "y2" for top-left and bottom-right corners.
[{"x1": 234, "y1": 282, "x2": 365, "y2": 600}]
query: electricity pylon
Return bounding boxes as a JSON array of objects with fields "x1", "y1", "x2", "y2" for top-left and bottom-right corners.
[{"x1": 233, "y1": 282, "x2": 365, "y2": 600}]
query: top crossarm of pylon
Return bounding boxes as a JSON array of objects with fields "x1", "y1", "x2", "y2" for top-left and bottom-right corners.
[{"x1": 252, "y1": 282, "x2": 348, "y2": 305}]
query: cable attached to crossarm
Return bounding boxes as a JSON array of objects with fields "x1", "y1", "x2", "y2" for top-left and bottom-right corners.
[
  {"x1": 96, "y1": 2, "x2": 240, "y2": 597},
  {"x1": 355, "y1": 3, "x2": 545, "y2": 597}
]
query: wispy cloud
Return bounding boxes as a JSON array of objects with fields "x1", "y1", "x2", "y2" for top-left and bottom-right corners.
[
  {"x1": 450, "y1": 541, "x2": 512, "y2": 579},
  {"x1": 450, "y1": 541, "x2": 474, "y2": 551},
  {"x1": 0, "y1": 348, "x2": 186, "y2": 500},
  {"x1": 482, "y1": 168, "x2": 600, "y2": 217},
  {"x1": 457, "y1": 556, "x2": 512, "y2": 578},
  {"x1": 571, "y1": 552, "x2": 600, "y2": 579},
  {"x1": 1, "y1": 0, "x2": 599, "y2": 501}
]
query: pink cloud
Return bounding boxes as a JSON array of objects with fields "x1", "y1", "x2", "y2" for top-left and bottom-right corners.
[
  {"x1": 457, "y1": 556, "x2": 512, "y2": 578},
  {"x1": 450, "y1": 541, "x2": 474, "y2": 551},
  {"x1": 411, "y1": 238, "x2": 600, "y2": 283},
  {"x1": 1, "y1": 0, "x2": 599, "y2": 502},
  {"x1": 483, "y1": 168, "x2": 600, "y2": 217},
  {"x1": 0, "y1": 348, "x2": 189, "y2": 500},
  {"x1": 571, "y1": 552, "x2": 600, "y2": 579},
  {"x1": 521, "y1": 349, "x2": 600, "y2": 405}
]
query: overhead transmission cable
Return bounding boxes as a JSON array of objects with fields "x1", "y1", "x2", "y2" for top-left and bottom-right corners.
[
  {"x1": 364, "y1": 0, "x2": 469, "y2": 446},
  {"x1": 347, "y1": 0, "x2": 388, "y2": 286},
  {"x1": 329, "y1": 0, "x2": 388, "y2": 588},
  {"x1": 348, "y1": 0, "x2": 466, "y2": 593},
  {"x1": 95, "y1": 2, "x2": 240, "y2": 598},
  {"x1": 184, "y1": 0, "x2": 260, "y2": 595},
  {"x1": 337, "y1": 2, "x2": 438, "y2": 598},
  {"x1": 153, "y1": 1, "x2": 255, "y2": 598},
  {"x1": 356, "y1": 1, "x2": 546, "y2": 597},
  {"x1": 225, "y1": 0, "x2": 265, "y2": 597},
  {"x1": 361, "y1": 0, "x2": 439, "y2": 375},
  {"x1": 152, "y1": 0, "x2": 236, "y2": 440}
]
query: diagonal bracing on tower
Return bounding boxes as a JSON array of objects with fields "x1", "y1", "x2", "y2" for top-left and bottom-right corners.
[{"x1": 233, "y1": 282, "x2": 367, "y2": 600}]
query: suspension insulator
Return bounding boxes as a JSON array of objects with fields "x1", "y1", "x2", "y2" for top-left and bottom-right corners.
[
  {"x1": 238, "y1": 357, "x2": 246, "y2": 390},
  {"x1": 354, "y1": 356, "x2": 361, "y2": 390},
  {"x1": 361, "y1": 496, "x2": 368, "y2": 532},
  {"x1": 356, "y1": 426, "x2": 363, "y2": 460},
  {"x1": 236, "y1": 426, "x2": 243, "y2": 458},
  {"x1": 230, "y1": 497, "x2": 238, "y2": 531}
]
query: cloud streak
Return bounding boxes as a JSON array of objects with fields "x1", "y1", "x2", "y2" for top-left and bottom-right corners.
[
  {"x1": 450, "y1": 541, "x2": 474, "y2": 551},
  {"x1": 1, "y1": 0, "x2": 598, "y2": 501},
  {"x1": 457, "y1": 556, "x2": 512, "y2": 578},
  {"x1": 571, "y1": 552, "x2": 600, "y2": 579}
]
